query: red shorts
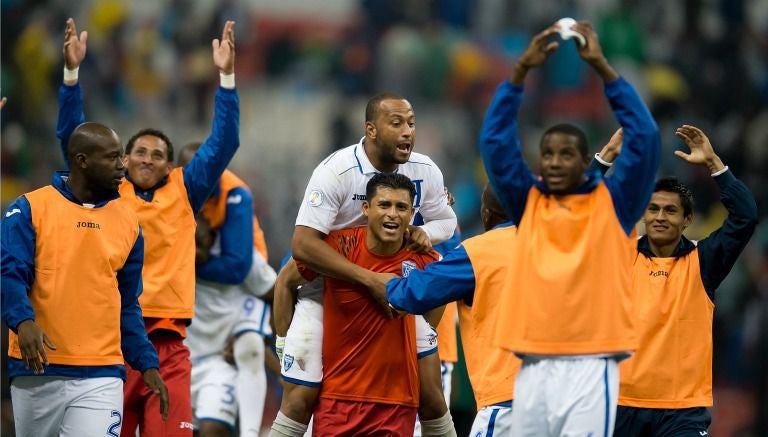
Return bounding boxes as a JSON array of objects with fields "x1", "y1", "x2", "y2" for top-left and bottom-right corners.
[
  {"x1": 313, "y1": 398, "x2": 417, "y2": 436},
  {"x1": 121, "y1": 331, "x2": 193, "y2": 436}
]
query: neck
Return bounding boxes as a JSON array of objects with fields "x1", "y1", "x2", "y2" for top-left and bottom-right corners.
[
  {"x1": 363, "y1": 138, "x2": 398, "y2": 173},
  {"x1": 366, "y1": 231, "x2": 402, "y2": 257},
  {"x1": 647, "y1": 237, "x2": 680, "y2": 258},
  {"x1": 67, "y1": 173, "x2": 99, "y2": 204}
]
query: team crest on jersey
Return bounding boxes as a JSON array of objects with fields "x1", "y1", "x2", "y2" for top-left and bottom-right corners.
[
  {"x1": 402, "y1": 260, "x2": 417, "y2": 277},
  {"x1": 284, "y1": 354, "x2": 294, "y2": 371},
  {"x1": 308, "y1": 190, "x2": 324, "y2": 207}
]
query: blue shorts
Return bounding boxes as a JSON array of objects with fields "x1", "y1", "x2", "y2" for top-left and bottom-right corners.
[{"x1": 614, "y1": 406, "x2": 711, "y2": 437}]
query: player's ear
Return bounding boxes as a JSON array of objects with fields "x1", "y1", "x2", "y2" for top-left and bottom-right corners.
[
  {"x1": 365, "y1": 121, "x2": 376, "y2": 139},
  {"x1": 362, "y1": 200, "x2": 370, "y2": 217}
]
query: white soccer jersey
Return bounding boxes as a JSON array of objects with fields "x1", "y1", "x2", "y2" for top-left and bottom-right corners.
[
  {"x1": 295, "y1": 138, "x2": 456, "y2": 241},
  {"x1": 186, "y1": 248, "x2": 276, "y2": 360}
]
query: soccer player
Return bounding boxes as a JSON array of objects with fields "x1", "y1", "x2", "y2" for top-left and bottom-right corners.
[
  {"x1": 2, "y1": 122, "x2": 168, "y2": 436},
  {"x1": 282, "y1": 173, "x2": 443, "y2": 436},
  {"x1": 479, "y1": 21, "x2": 659, "y2": 436},
  {"x1": 179, "y1": 144, "x2": 277, "y2": 437},
  {"x1": 367, "y1": 184, "x2": 523, "y2": 434},
  {"x1": 272, "y1": 92, "x2": 458, "y2": 436},
  {"x1": 382, "y1": 20, "x2": 661, "y2": 436},
  {"x1": 592, "y1": 125, "x2": 758, "y2": 436},
  {"x1": 57, "y1": 18, "x2": 240, "y2": 436}
]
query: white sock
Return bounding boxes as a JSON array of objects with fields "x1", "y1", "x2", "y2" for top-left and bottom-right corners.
[
  {"x1": 234, "y1": 332, "x2": 267, "y2": 436},
  {"x1": 419, "y1": 410, "x2": 457, "y2": 437},
  {"x1": 268, "y1": 411, "x2": 309, "y2": 437}
]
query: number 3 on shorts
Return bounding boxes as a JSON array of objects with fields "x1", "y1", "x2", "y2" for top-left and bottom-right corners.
[{"x1": 107, "y1": 410, "x2": 122, "y2": 437}]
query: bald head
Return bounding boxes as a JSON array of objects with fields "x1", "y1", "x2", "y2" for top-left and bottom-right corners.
[
  {"x1": 67, "y1": 122, "x2": 121, "y2": 164},
  {"x1": 481, "y1": 184, "x2": 508, "y2": 231}
]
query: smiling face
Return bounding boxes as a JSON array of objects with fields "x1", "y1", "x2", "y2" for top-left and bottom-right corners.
[
  {"x1": 365, "y1": 98, "x2": 415, "y2": 172},
  {"x1": 643, "y1": 190, "x2": 692, "y2": 248},
  {"x1": 539, "y1": 132, "x2": 589, "y2": 193},
  {"x1": 124, "y1": 134, "x2": 172, "y2": 190},
  {"x1": 362, "y1": 186, "x2": 415, "y2": 252}
]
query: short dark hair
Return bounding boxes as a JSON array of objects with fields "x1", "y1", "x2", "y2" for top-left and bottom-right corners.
[
  {"x1": 125, "y1": 128, "x2": 174, "y2": 162},
  {"x1": 366, "y1": 173, "x2": 416, "y2": 203},
  {"x1": 654, "y1": 177, "x2": 694, "y2": 217},
  {"x1": 540, "y1": 123, "x2": 588, "y2": 159},
  {"x1": 177, "y1": 142, "x2": 202, "y2": 166},
  {"x1": 365, "y1": 92, "x2": 408, "y2": 122}
]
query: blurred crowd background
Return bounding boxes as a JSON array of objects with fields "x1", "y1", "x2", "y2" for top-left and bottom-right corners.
[{"x1": 2, "y1": 0, "x2": 767, "y2": 435}]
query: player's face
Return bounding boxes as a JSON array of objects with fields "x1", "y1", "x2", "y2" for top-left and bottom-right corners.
[
  {"x1": 368, "y1": 99, "x2": 415, "y2": 169},
  {"x1": 643, "y1": 191, "x2": 691, "y2": 247},
  {"x1": 84, "y1": 132, "x2": 126, "y2": 196},
  {"x1": 539, "y1": 133, "x2": 588, "y2": 193},
  {"x1": 363, "y1": 187, "x2": 415, "y2": 246},
  {"x1": 125, "y1": 135, "x2": 172, "y2": 190}
]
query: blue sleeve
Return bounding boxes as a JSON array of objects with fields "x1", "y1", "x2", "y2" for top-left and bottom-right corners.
[
  {"x1": 588, "y1": 157, "x2": 611, "y2": 176},
  {"x1": 432, "y1": 228, "x2": 462, "y2": 256},
  {"x1": 196, "y1": 187, "x2": 254, "y2": 284},
  {"x1": 56, "y1": 83, "x2": 85, "y2": 168},
  {"x1": 182, "y1": 87, "x2": 240, "y2": 214},
  {"x1": 1, "y1": 197, "x2": 36, "y2": 332},
  {"x1": 478, "y1": 81, "x2": 537, "y2": 224},
  {"x1": 118, "y1": 229, "x2": 160, "y2": 372},
  {"x1": 696, "y1": 170, "x2": 759, "y2": 298},
  {"x1": 602, "y1": 78, "x2": 661, "y2": 235},
  {"x1": 387, "y1": 246, "x2": 476, "y2": 314}
]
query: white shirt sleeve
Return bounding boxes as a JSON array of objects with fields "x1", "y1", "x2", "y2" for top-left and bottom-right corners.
[
  {"x1": 295, "y1": 164, "x2": 343, "y2": 235},
  {"x1": 415, "y1": 164, "x2": 457, "y2": 244}
]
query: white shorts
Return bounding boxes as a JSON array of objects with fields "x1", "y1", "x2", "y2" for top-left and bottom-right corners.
[
  {"x1": 511, "y1": 356, "x2": 619, "y2": 437},
  {"x1": 469, "y1": 402, "x2": 513, "y2": 437},
  {"x1": 11, "y1": 376, "x2": 123, "y2": 437},
  {"x1": 281, "y1": 299, "x2": 439, "y2": 386},
  {"x1": 191, "y1": 356, "x2": 239, "y2": 429}
]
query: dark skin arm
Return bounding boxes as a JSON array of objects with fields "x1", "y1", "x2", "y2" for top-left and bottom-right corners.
[
  {"x1": 142, "y1": 369, "x2": 169, "y2": 420},
  {"x1": 16, "y1": 320, "x2": 56, "y2": 375}
]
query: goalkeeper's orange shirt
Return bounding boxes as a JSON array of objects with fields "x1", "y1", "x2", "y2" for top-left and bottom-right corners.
[{"x1": 299, "y1": 227, "x2": 439, "y2": 407}]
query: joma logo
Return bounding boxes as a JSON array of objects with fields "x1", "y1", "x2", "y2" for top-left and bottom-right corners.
[{"x1": 76, "y1": 221, "x2": 101, "y2": 230}]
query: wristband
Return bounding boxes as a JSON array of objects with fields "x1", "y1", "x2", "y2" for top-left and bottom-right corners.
[
  {"x1": 220, "y1": 72, "x2": 235, "y2": 89},
  {"x1": 64, "y1": 66, "x2": 79, "y2": 82}
]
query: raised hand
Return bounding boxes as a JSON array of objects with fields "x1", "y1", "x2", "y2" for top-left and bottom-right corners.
[
  {"x1": 674, "y1": 125, "x2": 725, "y2": 173},
  {"x1": 510, "y1": 26, "x2": 559, "y2": 84},
  {"x1": 212, "y1": 20, "x2": 235, "y2": 74},
  {"x1": 598, "y1": 128, "x2": 623, "y2": 164},
  {"x1": 142, "y1": 368, "x2": 170, "y2": 420},
  {"x1": 63, "y1": 18, "x2": 88, "y2": 71},
  {"x1": 572, "y1": 21, "x2": 618, "y2": 82},
  {"x1": 17, "y1": 320, "x2": 57, "y2": 375}
]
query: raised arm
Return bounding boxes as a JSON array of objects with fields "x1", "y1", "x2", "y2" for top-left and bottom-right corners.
[
  {"x1": 182, "y1": 20, "x2": 240, "y2": 213},
  {"x1": 570, "y1": 22, "x2": 661, "y2": 234},
  {"x1": 480, "y1": 28, "x2": 559, "y2": 223},
  {"x1": 56, "y1": 18, "x2": 88, "y2": 166},
  {"x1": 196, "y1": 187, "x2": 254, "y2": 284},
  {"x1": 674, "y1": 126, "x2": 759, "y2": 296}
]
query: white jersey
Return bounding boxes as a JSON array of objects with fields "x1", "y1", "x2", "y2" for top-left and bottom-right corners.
[
  {"x1": 186, "y1": 248, "x2": 277, "y2": 360},
  {"x1": 295, "y1": 137, "x2": 456, "y2": 238}
]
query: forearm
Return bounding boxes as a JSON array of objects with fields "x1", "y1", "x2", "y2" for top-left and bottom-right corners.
[
  {"x1": 120, "y1": 306, "x2": 160, "y2": 372},
  {"x1": 272, "y1": 282, "x2": 296, "y2": 338},
  {"x1": 420, "y1": 216, "x2": 457, "y2": 245},
  {"x1": 589, "y1": 57, "x2": 619, "y2": 82},
  {"x1": 183, "y1": 87, "x2": 240, "y2": 213},
  {"x1": 56, "y1": 83, "x2": 85, "y2": 166},
  {"x1": 479, "y1": 81, "x2": 535, "y2": 222},
  {"x1": 292, "y1": 232, "x2": 372, "y2": 286},
  {"x1": 387, "y1": 247, "x2": 476, "y2": 314}
]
